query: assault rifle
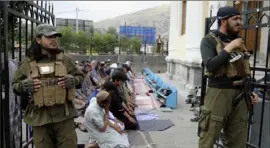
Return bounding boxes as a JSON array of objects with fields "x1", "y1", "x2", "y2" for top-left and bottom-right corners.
[
  {"x1": 232, "y1": 76, "x2": 254, "y2": 124},
  {"x1": 244, "y1": 76, "x2": 255, "y2": 124},
  {"x1": 243, "y1": 76, "x2": 254, "y2": 112}
]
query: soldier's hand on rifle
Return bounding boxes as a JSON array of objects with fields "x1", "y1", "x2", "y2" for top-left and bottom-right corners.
[
  {"x1": 251, "y1": 92, "x2": 259, "y2": 104},
  {"x1": 224, "y1": 38, "x2": 243, "y2": 53}
]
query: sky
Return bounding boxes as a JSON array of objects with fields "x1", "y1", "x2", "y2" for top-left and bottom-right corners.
[{"x1": 53, "y1": 1, "x2": 170, "y2": 22}]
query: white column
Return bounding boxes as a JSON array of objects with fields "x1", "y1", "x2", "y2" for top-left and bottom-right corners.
[
  {"x1": 177, "y1": 1, "x2": 183, "y2": 37},
  {"x1": 209, "y1": 1, "x2": 219, "y2": 30},
  {"x1": 168, "y1": 1, "x2": 178, "y2": 56},
  {"x1": 185, "y1": 1, "x2": 204, "y2": 61}
]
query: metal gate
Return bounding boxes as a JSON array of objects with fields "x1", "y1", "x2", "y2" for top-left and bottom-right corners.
[
  {"x1": 200, "y1": 1, "x2": 270, "y2": 148},
  {"x1": 0, "y1": 1, "x2": 54, "y2": 148}
]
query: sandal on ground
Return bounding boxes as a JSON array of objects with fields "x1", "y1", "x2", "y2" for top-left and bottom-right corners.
[{"x1": 87, "y1": 142, "x2": 99, "y2": 148}]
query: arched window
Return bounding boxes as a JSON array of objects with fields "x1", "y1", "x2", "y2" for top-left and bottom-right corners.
[{"x1": 234, "y1": 0, "x2": 263, "y2": 52}]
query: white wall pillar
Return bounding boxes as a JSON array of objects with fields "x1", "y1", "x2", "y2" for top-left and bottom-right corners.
[
  {"x1": 177, "y1": 1, "x2": 183, "y2": 37},
  {"x1": 185, "y1": 1, "x2": 204, "y2": 61},
  {"x1": 168, "y1": 1, "x2": 178, "y2": 56}
]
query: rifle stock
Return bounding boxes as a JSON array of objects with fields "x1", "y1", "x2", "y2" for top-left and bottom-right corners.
[
  {"x1": 244, "y1": 77, "x2": 253, "y2": 111},
  {"x1": 244, "y1": 76, "x2": 254, "y2": 124}
]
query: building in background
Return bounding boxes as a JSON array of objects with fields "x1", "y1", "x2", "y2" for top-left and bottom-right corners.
[
  {"x1": 166, "y1": 0, "x2": 269, "y2": 91},
  {"x1": 55, "y1": 18, "x2": 93, "y2": 32},
  {"x1": 166, "y1": 1, "x2": 269, "y2": 147}
]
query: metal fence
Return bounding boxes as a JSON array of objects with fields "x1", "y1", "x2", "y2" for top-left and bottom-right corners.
[
  {"x1": 75, "y1": 39, "x2": 169, "y2": 56},
  {"x1": 200, "y1": 1, "x2": 270, "y2": 148},
  {"x1": 0, "y1": 1, "x2": 55, "y2": 148}
]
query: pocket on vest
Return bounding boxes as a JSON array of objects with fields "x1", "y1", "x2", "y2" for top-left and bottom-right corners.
[
  {"x1": 43, "y1": 86, "x2": 56, "y2": 106},
  {"x1": 67, "y1": 88, "x2": 76, "y2": 101},
  {"x1": 33, "y1": 88, "x2": 44, "y2": 107},
  {"x1": 55, "y1": 85, "x2": 67, "y2": 104}
]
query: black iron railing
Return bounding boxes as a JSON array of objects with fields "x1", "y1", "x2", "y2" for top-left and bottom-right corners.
[
  {"x1": 200, "y1": 1, "x2": 270, "y2": 148},
  {"x1": 0, "y1": 1, "x2": 54, "y2": 148}
]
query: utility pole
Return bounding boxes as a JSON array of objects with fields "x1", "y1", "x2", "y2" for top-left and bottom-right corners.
[
  {"x1": 119, "y1": 35, "x2": 121, "y2": 55},
  {"x1": 125, "y1": 21, "x2": 126, "y2": 36},
  {"x1": 76, "y1": 7, "x2": 79, "y2": 33},
  {"x1": 144, "y1": 40, "x2": 147, "y2": 55}
]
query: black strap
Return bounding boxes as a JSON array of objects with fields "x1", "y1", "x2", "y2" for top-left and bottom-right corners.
[{"x1": 232, "y1": 91, "x2": 245, "y2": 109}]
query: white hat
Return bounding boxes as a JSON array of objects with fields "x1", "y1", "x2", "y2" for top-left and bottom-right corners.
[
  {"x1": 125, "y1": 61, "x2": 132, "y2": 67},
  {"x1": 110, "y1": 63, "x2": 118, "y2": 68}
]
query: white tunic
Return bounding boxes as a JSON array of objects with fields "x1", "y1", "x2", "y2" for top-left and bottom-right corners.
[{"x1": 84, "y1": 99, "x2": 129, "y2": 148}]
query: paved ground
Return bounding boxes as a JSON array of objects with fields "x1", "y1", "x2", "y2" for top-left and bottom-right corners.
[{"x1": 139, "y1": 73, "x2": 198, "y2": 148}]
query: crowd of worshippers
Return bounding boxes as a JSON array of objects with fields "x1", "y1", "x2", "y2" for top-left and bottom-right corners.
[{"x1": 73, "y1": 59, "x2": 137, "y2": 148}]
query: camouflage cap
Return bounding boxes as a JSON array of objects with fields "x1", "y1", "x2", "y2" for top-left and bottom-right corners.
[{"x1": 35, "y1": 24, "x2": 62, "y2": 37}]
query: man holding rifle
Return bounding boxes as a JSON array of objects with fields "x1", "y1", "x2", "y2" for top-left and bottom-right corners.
[{"x1": 199, "y1": 6, "x2": 259, "y2": 148}]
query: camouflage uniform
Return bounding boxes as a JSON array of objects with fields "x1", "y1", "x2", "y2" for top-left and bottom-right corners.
[
  {"x1": 12, "y1": 24, "x2": 84, "y2": 148},
  {"x1": 199, "y1": 31, "x2": 250, "y2": 148}
]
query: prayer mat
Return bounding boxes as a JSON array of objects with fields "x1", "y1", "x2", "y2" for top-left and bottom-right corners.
[
  {"x1": 127, "y1": 131, "x2": 146, "y2": 146},
  {"x1": 138, "y1": 119, "x2": 175, "y2": 131},
  {"x1": 135, "y1": 108, "x2": 159, "y2": 121}
]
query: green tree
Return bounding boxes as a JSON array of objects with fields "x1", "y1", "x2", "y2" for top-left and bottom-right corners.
[
  {"x1": 120, "y1": 36, "x2": 129, "y2": 52},
  {"x1": 107, "y1": 26, "x2": 118, "y2": 38},
  {"x1": 103, "y1": 33, "x2": 118, "y2": 53},
  {"x1": 91, "y1": 32, "x2": 105, "y2": 53},
  {"x1": 76, "y1": 30, "x2": 89, "y2": 51},
  {"x1": 129, "y1": 37, "x2": 142, "y2": 54},
  {"x1": 85, "y1": 26, "x2": 94, "y2": 38},
  {"x1": 58, "y1": 26, "x2": 76, "y2": 51}
]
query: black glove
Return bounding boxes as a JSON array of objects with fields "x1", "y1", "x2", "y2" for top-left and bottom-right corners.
[
  {"x1": 66, "y1": 75, "x2": 76, "y2": 88},
  {"x1": 20, "y1": 79, "x2": 34, "y2": 93}
]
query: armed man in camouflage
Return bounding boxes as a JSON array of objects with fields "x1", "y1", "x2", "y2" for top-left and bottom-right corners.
[
  {"x1": 199, "y1": 6, "x2": 259, "y2": 148},
  {"x1": 12, "y1": 24, "x2": 84, "y2": 148}
]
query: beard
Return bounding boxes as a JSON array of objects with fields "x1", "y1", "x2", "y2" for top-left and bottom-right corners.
[
  {"x1": 226, "y1": 23, "x2": 240, "y2": 37},
  {"x1": 41, "y1": 45, "x2": 61, "y2": 54}
]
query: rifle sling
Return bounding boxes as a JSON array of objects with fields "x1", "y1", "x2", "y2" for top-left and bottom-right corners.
[{"x1": 232, "y1": 91, "x2": 245, "y2": 109}]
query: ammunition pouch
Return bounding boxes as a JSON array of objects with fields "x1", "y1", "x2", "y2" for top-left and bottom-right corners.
[
  {"x1": 205, "y1": 33, "x2": 251, "y2": 78},
  {"x1": 65, "y1": 75, "x2": 76, "y2": 101},
  {"x1": 28, "y1": 52, "x2": 76, "y2": 107}
]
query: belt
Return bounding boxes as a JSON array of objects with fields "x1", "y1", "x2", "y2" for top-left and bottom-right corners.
[{"x1": 232, "y1": 79, "x2": 244, "y2": 86}]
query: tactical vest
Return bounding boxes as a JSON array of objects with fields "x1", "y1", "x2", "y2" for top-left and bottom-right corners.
[
  {"x1": 28, "y1": 52, "x2": 76, "y2": 107},
  {"x1": 204, "y1": 33, "x2": 251, "y2": 79}
]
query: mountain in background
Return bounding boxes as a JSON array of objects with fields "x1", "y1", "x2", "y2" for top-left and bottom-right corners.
[{"x1": 94, "y1": 4, "x2": 170, "y2": 38}]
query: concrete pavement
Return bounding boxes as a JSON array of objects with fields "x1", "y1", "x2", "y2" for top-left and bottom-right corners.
[{"x1": 127, "y1": 73, "x2": 199, "y2": 148}]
